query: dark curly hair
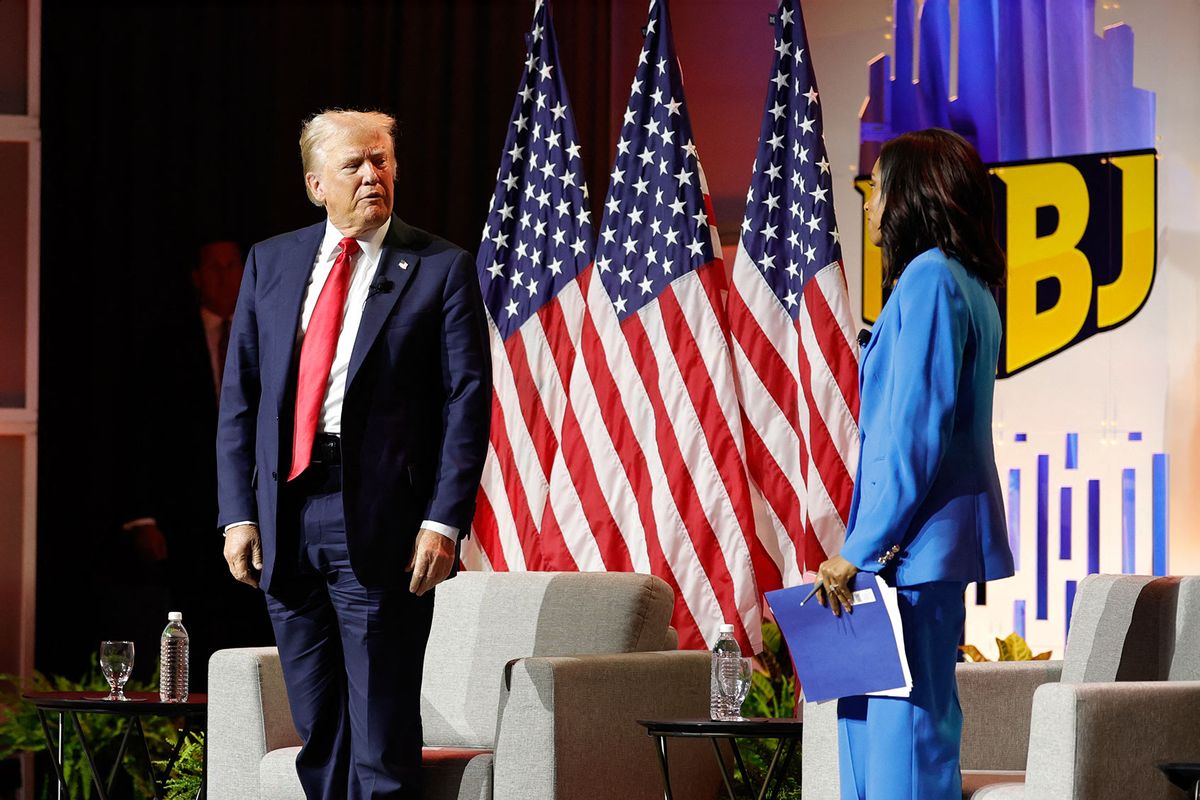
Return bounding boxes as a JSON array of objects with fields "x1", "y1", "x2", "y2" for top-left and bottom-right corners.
[{"x1": 878, "y1": 128, "x2": 1006, "y2": 288}]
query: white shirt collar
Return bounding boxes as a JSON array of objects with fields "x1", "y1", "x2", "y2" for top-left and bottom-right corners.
[{"x1": 321, "y1": 216, "x2": 392, "y2": 264}]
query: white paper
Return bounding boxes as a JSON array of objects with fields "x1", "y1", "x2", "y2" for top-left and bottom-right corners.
[{"x1": 865, "y1": 574, "x2": 913, "y2": 698}]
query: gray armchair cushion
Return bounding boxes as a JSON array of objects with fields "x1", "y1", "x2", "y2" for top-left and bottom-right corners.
[
  {"x1": 970, "y1": 783, "x2": 1025, "y2": 799},
  {"x1": 958, "y1": 660, "x2": 1062, "y2": 771},
  {"x1": 423, "y1": 748, "x2": 494, "y2": 800},
  {"x1": 1025, "y1": 681, "x2": 1200, "y2": 799},
  {"x1": 259, "y1": 748, "x2": 302, "y2": 800},
  {"x1": 494, "y1": 651, "x2": 719, "y2": 800},
  {"x1": 258, "y1": 746, "x2": 494, "y2": 800}
]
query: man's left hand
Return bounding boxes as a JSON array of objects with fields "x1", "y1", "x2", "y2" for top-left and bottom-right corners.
[{"x1": 407, "y1": 528, "x2": 456, "y2": 596}]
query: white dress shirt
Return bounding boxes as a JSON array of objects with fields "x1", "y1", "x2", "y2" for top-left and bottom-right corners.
[{"x1": 227, "y1": 217, "x2": 457, "y2": 543}]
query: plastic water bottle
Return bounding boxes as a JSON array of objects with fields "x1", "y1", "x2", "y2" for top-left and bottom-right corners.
[
  {"x1": 709, "y1": 623, "x2": 740, "y2": 720},
  {"x1": 159, "y1": 611, "x2": 189, "y2": 702}
]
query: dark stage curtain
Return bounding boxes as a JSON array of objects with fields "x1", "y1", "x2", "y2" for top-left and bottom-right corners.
[{"x1": 37, "y1": 0, "x2": 614, "y2": 678}]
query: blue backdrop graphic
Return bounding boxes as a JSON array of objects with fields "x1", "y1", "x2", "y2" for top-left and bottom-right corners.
[{"x1": 859, "y1": 0, "x2": 1156, "y2": 174}]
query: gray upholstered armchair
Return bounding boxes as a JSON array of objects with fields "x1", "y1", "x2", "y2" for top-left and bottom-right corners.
[
  {"x1": 971, "y1": 575, "x2": 1200, "y2": 799},
  {"x1": 207, "y1": 572, "x2": 721, "y2": 800}
]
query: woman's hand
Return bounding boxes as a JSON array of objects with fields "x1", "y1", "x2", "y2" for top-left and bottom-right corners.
[{"x1": 816, "y1": 555, "x2": 859, "y2": 617}]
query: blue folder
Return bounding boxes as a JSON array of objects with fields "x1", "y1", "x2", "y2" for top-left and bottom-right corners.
[{"x1": 765, "y1": 573, "x2": 909, "y2": 703}]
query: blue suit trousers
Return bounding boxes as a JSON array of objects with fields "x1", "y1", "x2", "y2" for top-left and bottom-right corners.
[
  {"x1": 265, "y1": 465, "x2": 434, "y2": 800},
  {"x1": 837, "y1": 582, "x2": 966, "y2": 800}
]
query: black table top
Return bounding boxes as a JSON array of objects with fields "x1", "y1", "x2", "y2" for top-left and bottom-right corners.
[
  {"x1": 1157, "y1": 762, "x2": 1200, "y2": 791},
  {"x1": 23, "y1": 691, "x2": 207, "y2": 715},
  {"x1": 638, "y1": 718, "x2": 803, "y2": 736}
]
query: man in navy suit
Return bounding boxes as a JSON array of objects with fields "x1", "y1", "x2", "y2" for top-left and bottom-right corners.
[{"x1": 216, "y1": 109, "x2": 491, "y2": 799}]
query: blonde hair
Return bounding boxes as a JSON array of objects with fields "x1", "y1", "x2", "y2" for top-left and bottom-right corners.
[{"x1": 299, "y1": 109, "x2": 397, "y2": 206}]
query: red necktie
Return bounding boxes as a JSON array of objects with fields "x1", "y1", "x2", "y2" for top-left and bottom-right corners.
[{"x1": 288, "y1": 237, "x2": 360, "y2": 481}]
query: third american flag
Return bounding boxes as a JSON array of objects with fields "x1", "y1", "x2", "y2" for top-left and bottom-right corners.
[{"x1": 727, "y1": 0, "x2": 861, "y2": 584}]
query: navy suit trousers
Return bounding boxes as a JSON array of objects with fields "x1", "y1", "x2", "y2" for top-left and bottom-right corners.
[{"x1": 266, "y1": 465, "x2": 435, "y2": 800}]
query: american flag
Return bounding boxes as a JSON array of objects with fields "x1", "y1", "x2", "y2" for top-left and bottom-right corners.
[
  {"x1": 547, "y1": 0, "x2": 777, "y2": 653},
  {"x1": 727, "y1": 0, "x2": 860, "y2": 584},
  {"x1": 468, "y1": 0, "x2": 593, "y2": 573}
]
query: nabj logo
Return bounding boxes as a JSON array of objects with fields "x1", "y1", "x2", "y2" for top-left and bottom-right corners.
[{"x1": 856, "y1": 0, "x2": 1156, "y2": 378}]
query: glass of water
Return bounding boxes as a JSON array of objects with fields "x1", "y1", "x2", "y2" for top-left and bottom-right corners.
[
  {"x1": 99, "y1": 641, "x2": 135, "y2": 701},
  {"x1": 718, "y1": 656, "x2": 753, "y2": 721}
]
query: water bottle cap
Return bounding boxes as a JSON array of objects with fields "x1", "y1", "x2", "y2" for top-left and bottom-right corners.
[
  {"x1": 168, "y1": 612, "x2": 183, "y2": 622},
  {"x1": 718, "y1": 623, "x2": 735, "y2": 634}
]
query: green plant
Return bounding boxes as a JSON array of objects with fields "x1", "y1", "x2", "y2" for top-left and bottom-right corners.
[
  {"x1": 732, "y1": 620, "x2": 801, "y2": 799},
  {"x1": 155, "y1": 732, "x2": 204, "y2": 800},
  {"x1": 960, "y1": 632, "x2": 1052, "y2": 662},
  {"x1": 0, "y1": 664, "x2": 198, "y2": 800}
]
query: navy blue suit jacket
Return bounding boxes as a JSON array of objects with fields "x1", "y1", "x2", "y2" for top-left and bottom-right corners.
[
  {"x1": 215, "y1": 216, "x2": 491, "y2": 593},
  {"x1": 840, "y1": 248, "x2": 1014, "y2": 586}
]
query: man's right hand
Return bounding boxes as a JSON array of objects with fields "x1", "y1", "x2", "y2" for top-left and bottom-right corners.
[{"x1": 224, "y1": 523, "x2": 264, "y2": 588}]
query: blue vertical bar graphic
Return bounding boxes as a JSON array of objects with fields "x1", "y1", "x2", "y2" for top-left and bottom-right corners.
[
  {"x1": 955, "y1": 0, "x2": 999, "y2": 161},
  {"x1": 1065, "y1": 432, "x2": 1078, "y2": 469},
  {"x1": 1007, "y1": 468, "x2": 1021, "y2": 570},
  {"x1": 1122, "y1": 469, "x2": 1136, "y2": 574},
  {"x1": 1037, "y1": 455, "x2": 1049, "y2": 620},
  {"x1": 996, "y1": 1, "x2": 1028, "y2": 160},
  {"x1": 1045, "y1": 0, "x2": 1089, "y2": 156},
  {"x1": 1087, "y1": 480, "x2": 1100, "y2": 574},
  {"x1": 917, "y1": 0, "x2": 952, "y2": 129},
  {"x1": 1153, "y1": 454, "x2": 1169, "y2": 576},
  {"x1": 893, "y1": 0, "x2": 919, "y2": 132},
  {"x1": 1060, "y1": 487, "x2": 1072, "y2": 560},
  {"x1": 1013, "y1": 599, "x2": 1026, "y2": 640},
  {"x1": 1065, "y1": 580, "x2": 1078, "y2": 642},
  {"x1": 1018, "y1": 0, "x2": 1053, "y2": 158}
]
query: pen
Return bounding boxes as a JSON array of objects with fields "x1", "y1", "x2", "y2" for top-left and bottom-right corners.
[{"x1": 798, "y1": 581, "x2": 824, "y2": 607}]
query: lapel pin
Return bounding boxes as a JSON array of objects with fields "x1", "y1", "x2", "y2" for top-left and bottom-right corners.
[{"x1": 398, "y1": 259, "x2": 410, "y2": 271}]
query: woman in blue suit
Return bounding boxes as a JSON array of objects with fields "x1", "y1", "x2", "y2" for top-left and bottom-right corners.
[{"x1": 815, "y1": 128, "x2": 1015, "y2": 800}]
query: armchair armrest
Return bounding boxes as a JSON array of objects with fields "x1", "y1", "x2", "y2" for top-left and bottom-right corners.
[
  {"x1": 493, "y1": 651, "x2": 720, "y2": 800},
  {"x1": 1025, "y1": 680, "x2": 1200, "y2": 800},
  {"x1": 958, "y1": 659, "x2": 1063, "y2": 770},
  {"x1": 801, "y1": 699, "x2": 840, "y2": 799},
  {"x1": 207, "y1": 647, "x2": 301, "y2": 800}
]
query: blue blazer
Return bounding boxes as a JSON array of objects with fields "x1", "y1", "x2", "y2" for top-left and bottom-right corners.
[
  {"x1": 840, "y1": 248, "x2": 1014, "y2": 586},
  {"x1": 215, "y1": 216, "x2": 491, "y2": 593}
]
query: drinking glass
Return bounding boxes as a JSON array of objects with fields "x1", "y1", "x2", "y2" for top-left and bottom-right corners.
[
  {"x1": 99, "y1": 641, "x2": 135, "y2": 701},
  {"x1": 717, "y1": 656, "x2": 753, "y2": 721}
]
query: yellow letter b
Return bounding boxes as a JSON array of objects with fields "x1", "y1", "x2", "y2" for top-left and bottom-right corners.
[{"x1": 998, "y1": 163, "x2": 1093, "y2": 374}]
